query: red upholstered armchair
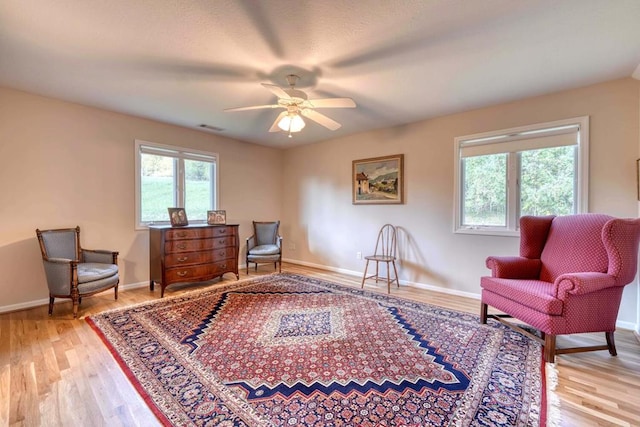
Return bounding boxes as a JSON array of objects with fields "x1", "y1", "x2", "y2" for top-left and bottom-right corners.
[{"x1": 480, "y1": 214, "x2": 640, "y2": 363}]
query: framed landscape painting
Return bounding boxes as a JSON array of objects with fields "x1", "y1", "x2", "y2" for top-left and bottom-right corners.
[{"x1": 352, "y1": 154, "x2": 404, "y2": 204}]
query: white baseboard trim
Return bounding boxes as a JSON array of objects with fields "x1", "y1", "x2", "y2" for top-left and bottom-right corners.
[
  {"x1": 0, "y1": 298, "x2": 54, "y2": 314},
  {"x1": 283, "y1": 258, "x2": 364, "y2": 278},
  {"x1": 400, "y1": 278, "x2": 481, "y2": 300},
  {"x1": 283, "y1": 258, "x2": 480, "y2": 300},
  {"x1": 3, "y1": 262, "x2": 637, "y2": 332},
  {"x1": 616, "y1": 320, "x2": 637, "y2": 331},
  {"x1": 283, "y1": 258, "x2": 636, "y2": 331},
  {"x1": 121, "y1": 281, "x2": 149, "y2": 291},
  {"x1": 0, "y1": 280, "x2": 150, "y2": 314}
]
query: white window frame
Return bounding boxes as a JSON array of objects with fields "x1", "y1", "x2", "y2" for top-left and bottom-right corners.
[
  {"x1": 135, "y1": 139, "x2": 219, "y2": 230},
  {"x1": 453, "y1": 116, "x2": 589, "y2": 236}
]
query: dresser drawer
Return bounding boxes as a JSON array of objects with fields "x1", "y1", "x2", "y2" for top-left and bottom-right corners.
[
  {"x1": 149, "y1": 224, "x2": 239, "y2": 297},
  {"x1": 165, "y1": 226, "x2": 237, "y2": 241},
  {"x1": 164, "y1": 247, "x2": 236, "y2": 267},
  {"x1": 165, "y1": 260, "x2": 235, "y2": 283},
  {"x1": 165, "y1": 236, "x2": 236, "y2": 253}
]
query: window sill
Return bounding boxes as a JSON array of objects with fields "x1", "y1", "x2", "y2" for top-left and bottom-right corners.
[
  {"x1": 454, "y1": 227, "x2": 520, "y2": 237},
  {"x1": 136, "y1": 220, "x2": 208, "y2": 231}
]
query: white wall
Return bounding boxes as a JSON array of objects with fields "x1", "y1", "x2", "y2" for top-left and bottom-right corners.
[
  {"x1": 282, "y1": 78, "x2": 640, "y2": 327},
  {"x1": 0, "y1": 86, "x2": 283, "y2": 310}
]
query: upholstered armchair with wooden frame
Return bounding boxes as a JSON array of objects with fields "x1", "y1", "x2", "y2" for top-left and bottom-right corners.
[
  {"x1": 246, "y1": 221, "x2": 282, "y2": 274},
  {"x1": 36, "y1": 226, "x2": 119, "y2": 318},
  {"x1": 480, "y1": 214, "x2": 640, "y2": 363}
]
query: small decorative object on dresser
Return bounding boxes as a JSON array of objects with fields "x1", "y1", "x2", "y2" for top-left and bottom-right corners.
[
  {"x1": 207, "y1": 210, "x2": 226, "y2": 225},
  {"x1": 168, "y1": 207, "x2": 188, "y2": 226},
  {"x1": 148, "y1": 224, "x2": 239, "y2": 297}
]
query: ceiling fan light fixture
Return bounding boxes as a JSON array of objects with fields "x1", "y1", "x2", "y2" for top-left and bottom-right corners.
[
  {"x1": 225, "y1": 74, "x2": 356, "y2": 135},
  {"x1": 278, "y1": 113, "x2": 305, "y2": 132}
]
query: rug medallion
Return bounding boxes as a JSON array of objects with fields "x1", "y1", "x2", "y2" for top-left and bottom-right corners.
[{"x1": 88, "y1": 273, "x2": 545, "y2": 426}]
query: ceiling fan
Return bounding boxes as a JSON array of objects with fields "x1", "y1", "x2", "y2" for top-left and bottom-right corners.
[{"x1": 224, "y1": 74, "x2": 356, "y2": 137}]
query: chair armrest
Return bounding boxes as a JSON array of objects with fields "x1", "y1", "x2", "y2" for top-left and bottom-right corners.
[
  {"x1": 42, "y1": 258, "x2": 76, "y2": 295},
  {"x1": 277, "y1": 236, "x2": 282, "y2": 250},
  {"x1": 82, "y1": 249, "x2": 119, "y2": 264},
  {"x1": 554, "y1": 272, "x2": 617, "y2": 300},
  {"x1": 47, "y1": 257, "x2": 76, "y2": 264},
  {"x1": 485, "y1": 256, "x2": 541, "y2": 279},
  {"x1": 246, "y1": 235, "x2": 256, "y2": 254}
]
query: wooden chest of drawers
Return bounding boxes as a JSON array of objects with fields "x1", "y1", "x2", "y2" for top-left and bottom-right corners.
[{"x1": 149, "y1": 224, "x2": 239, "y2": 297}]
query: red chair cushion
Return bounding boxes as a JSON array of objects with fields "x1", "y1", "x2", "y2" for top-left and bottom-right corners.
[{"x1": 480, "y1": 276, "x2": 563, "y2": 315}]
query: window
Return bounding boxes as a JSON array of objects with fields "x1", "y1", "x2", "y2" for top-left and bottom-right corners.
[
  {"x1": 453, "y1": 116, "x2": 589, "y2": 236},
  {"x1": 135, "y1": 140, "x2": 218, "y2": 229}
]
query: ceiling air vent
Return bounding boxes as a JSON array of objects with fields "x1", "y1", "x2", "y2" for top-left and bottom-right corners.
[{"x1": 198, "y1": 124, "x2": 224, "y2": 132}]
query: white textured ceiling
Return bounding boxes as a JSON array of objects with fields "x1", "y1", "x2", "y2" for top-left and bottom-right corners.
[{"x1": 1, "y1": 0, "x2": 640, "y2": 148}]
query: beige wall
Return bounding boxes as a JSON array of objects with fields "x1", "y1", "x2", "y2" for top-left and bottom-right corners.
[
  {"x1": 0, "y1": 87, "x2": 283, "y2": 309},
  {"x1": 2, "y1": 79, "x2": 639, "y2": 327},
  {"x1": 282, "y1": 78, "x2": 640, "y2": 326}
]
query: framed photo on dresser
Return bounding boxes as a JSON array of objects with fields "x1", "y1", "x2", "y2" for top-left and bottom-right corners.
[
  {"x1": 168, "y1": 207, "x2": 188, "y2": 226},
  {"x1": 208, "y1": 210, "x2": 226, "y2": 225}
]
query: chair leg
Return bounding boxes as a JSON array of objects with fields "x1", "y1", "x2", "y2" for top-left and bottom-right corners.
[
  {"x1": 386, "y1": 261, "x2": 391, "y2": 294},
  {"x1": 48, "y1": 296, "x2": 54, "y2": 316},
  {"x1": 114, "y1": 284, "x2": 119, "y2": 300},
  {"x1": 391, "y1": 261, "x2": 399, "y2": 288},
  {"x1": 606, "y1": 331, "x2": 617, "y2": 356},
  {"x1": 544, "y1": 334, "x2": 556, "y2": 363},
  {"x1": 72, "y1": 298, "x2": 80, "y2": 319},
  {"x1": 361, "y1": 260, "x2": 370, "y2": 289},
  {"x1": 278, "y1": 260, "x2": 282, "y2": 273},
  {"x1": 374, "y1": 261, "x2": 379, "y2": 283},
  {"x1": 274, "y1": 262, "x2": 277, "y2": 271},
  {"x1": 480, "y1": 302, "x2": 488, "y2": 324}
]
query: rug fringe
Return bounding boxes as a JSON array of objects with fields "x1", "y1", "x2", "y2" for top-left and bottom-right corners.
[{"x1": 545, "y1": 362, "x2": 561, "y2": 427}]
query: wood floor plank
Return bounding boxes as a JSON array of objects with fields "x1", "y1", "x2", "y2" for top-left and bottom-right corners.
[{"x1": 1, "y1": 263, "x2": 639, "y2": 426}]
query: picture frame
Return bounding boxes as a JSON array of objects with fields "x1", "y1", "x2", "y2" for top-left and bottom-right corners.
[
  {"x1": 353, "y1": 154, "x2": 404, "y2": 204},
  {"x1": 168, "y1": 207, "x2": 188, "y2": 227},
  {"x1": 207, "y1": 210, "x2": 226, "y2": 225}
]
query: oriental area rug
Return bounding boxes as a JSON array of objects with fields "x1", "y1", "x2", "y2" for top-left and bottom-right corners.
[{"x1": 87, "y1": 273, "x2": 552, "y2": 426}]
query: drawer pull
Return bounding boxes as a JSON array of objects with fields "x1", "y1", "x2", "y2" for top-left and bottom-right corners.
[
  {"x1": 218, "y1": 239, "x2": 226, "y2": 244},
  {"x1": 219, "y1": 229, "x2": 226, "y2": 234},
  {"x1": 176, "y1": 271, "x2": 188, "y2": 277},
  {"x1": 176, "y1": 232, "x2": 187, "y2": 238},
  {"x1": 177, "y1": 244, "x2": 187, "y2": 250},
  {"x1": 178, "y1": 256, "x2": 188, "y2": 262},
  {"x1": 219, "y1": 251, "x2": 225, "y2": 256}
]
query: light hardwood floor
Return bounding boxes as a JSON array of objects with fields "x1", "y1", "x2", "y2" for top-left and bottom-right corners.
[{"x1": 2, "y1": 263, "x2": 639, "y2": 426}]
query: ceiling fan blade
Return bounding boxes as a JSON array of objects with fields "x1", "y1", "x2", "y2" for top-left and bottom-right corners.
[
  {"x1": 269, "y1": 111, "x2": 288, "y2": 132},
  {"x1": 307, "y1": 98, "x2": 356, "y2": 108},
  {"x1": 224, "y1": 104, "x2": 280, "y2": 112},
  {"x1": 301, "y1": 109, "x2": 342, "y2": 130},
  {"x1": 261, "y1": 83, "x2": 292, "y2": 100}
]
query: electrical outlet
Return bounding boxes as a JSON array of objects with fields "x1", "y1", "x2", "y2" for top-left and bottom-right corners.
[{"x1": 356, "y1": 252, "x2": 362, "y2": 259}]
